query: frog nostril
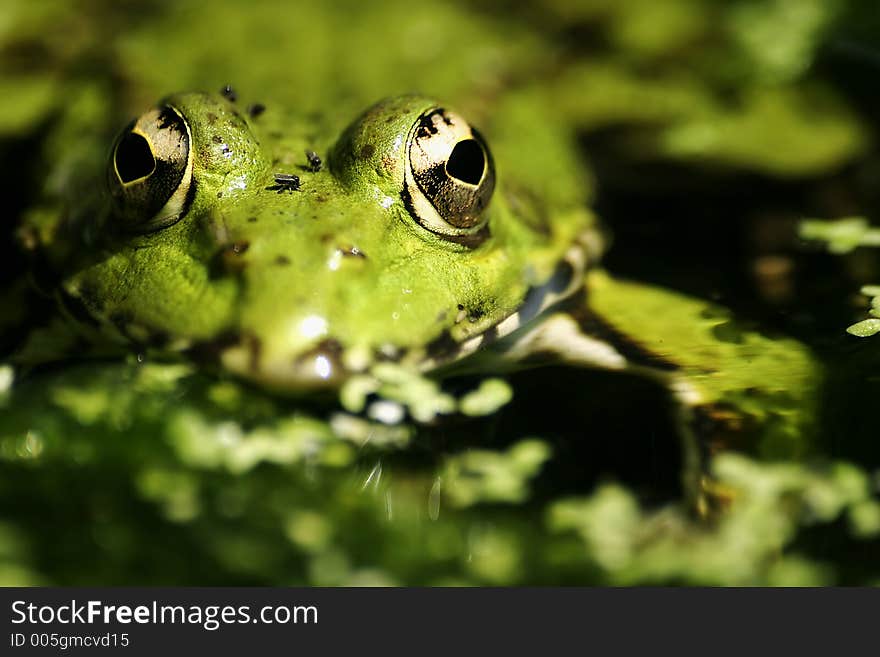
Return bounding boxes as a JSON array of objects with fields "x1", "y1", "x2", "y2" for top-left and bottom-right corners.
[
  {"x1": 446, "y1": 139, "x2": 484, "y2": 186},
  {"x1": 115, "y1": 132, "x2": 156, "y2": 183}
]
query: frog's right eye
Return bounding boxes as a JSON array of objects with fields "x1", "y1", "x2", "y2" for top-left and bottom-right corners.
[
  {"x1": 403, "y1": 107, "x2": 495, "y2": 241},
  {"x1": 107, "y1": 105, "x2": 194, "y2": 231}
]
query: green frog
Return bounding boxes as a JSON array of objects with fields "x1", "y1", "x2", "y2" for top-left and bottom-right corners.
[
  {"x1": 13, "y1": 83, "x2": 818, "y2": 490},
  {"x1": 2, "y1": 0, "x2": 871, "y2": 585},
  {"x1": 5, "y1": 0, "x2": 839, "y2": 475}
]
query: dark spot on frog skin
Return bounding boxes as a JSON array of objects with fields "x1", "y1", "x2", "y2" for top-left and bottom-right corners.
[
  {"x1": 266, "y1": 172, "x2": 300, "y2": 193},
  {"x1": 217, "y1": 191, "x2": 223, "y2": 198},
  {"x1": 247, "y1": 103, "x2": 266, "y2": 118},
  {"x1": 220, "y1": 84, "x2": 238, "y2": 102},
  {"x1": 466, "y1": 306, "x2": 486, "y2": 323},
  {"x1": 305, "y1": 150, "x2": 322, "y2": 172},
  {"x1": 275, "y1": 255, "x2": 291, "y2": 266},
  {"x1": 212, "y1": 135, "x2": 223, "y2": 144},
  {"x1": 359, "y1": 144, "x2": 375, "y2": 159},
  {"x1": 206, "y1": 112, "x2": 218, "y2": 125},
  {"x1": 247, "y1": 216, "x2": 258, "y2": 223}
]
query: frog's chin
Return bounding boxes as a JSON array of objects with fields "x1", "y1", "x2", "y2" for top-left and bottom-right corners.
[{"x1": 219, "y1": 338, "x2": 349, "y2": 392}]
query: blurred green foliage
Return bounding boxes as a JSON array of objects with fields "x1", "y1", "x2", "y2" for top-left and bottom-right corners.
[{"x1": 1, "y1": 361, "x2": 879, "y2": 585}]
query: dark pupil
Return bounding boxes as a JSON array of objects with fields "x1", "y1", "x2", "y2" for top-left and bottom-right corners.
[
  {"x1": 446, "y1": 139, "x2": 484, "y2": 185},
  {"x1": 115, "y1": 132, "x2": 156, "y2": 183}
]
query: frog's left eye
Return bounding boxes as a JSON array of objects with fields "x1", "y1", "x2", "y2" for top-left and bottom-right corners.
[
  {"x1": 107, "y1": 105, "x2": 194, "y2": 231},
  {"x1": 404, "y1": 108, "x2": 495, "y2": 240}
]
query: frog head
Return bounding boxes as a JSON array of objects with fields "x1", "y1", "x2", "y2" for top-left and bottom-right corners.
[{"x1": 59, "y1": 92, "x2": 594, "y2": 390}]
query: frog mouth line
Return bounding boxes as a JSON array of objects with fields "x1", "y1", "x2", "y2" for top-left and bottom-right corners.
[{"x1": 418, "y1": 237, "x2": 593, "y2": 370}]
